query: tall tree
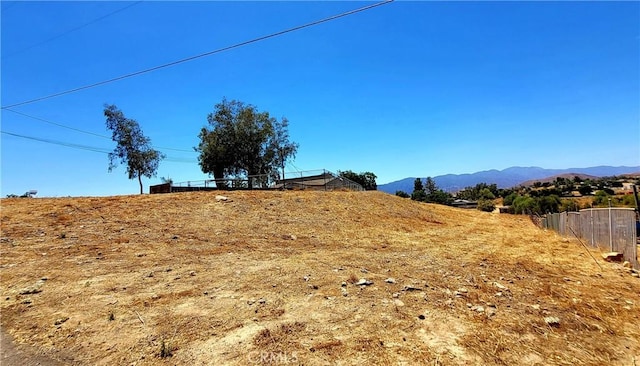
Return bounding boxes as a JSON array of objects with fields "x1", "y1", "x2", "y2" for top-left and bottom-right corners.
[
  {"x1": 411, "y1": 178, "x2": 427, "y2": 201},
  {"x1": 104, "y1": 104, "x2": 165, "y2": 194},
  {"x1": 424, "y1": 177, "x2": 438, "y2": 196},
  {"x1": 196, "y1": 98, "x2": 298, "y2": 189},
  {"x1": 413, "y1": 178, "x2": 424, "y2": 193}
]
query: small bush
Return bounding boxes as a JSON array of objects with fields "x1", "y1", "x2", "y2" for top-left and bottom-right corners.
[
  {"x1": 159, "y1": 339, "x2": 174, "y2": 358},
  {"x1": 477, "y1": 199, "x2": 495, "y2": 212},
  {"x1": 395, "y1": 191, "x2": 410, "y2": 198}
]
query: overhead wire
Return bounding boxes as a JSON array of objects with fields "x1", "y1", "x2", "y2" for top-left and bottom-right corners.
[
  {"x1": 3, "y1": 108, "x2": 197, "y2": 153},
  {"x1": 2, "y1": 1, "x2": 143, "y2": 60},
  {"x1": 1, "y1": 130, "x2": 196, "y2": 163},
  {"x1": 4, "y1": 108, "x2": 111, "y2": 139},
  {"x1": 1, "y1": 0, "x2": 393, "y2": 109},
  {"x1": 1, "y1": 130, "x2": 111, "y2": 154}
]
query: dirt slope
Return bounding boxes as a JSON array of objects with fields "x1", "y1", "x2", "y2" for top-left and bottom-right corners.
[{"x1": 1, "y1": 191, "x2": 638, "y2": 365}]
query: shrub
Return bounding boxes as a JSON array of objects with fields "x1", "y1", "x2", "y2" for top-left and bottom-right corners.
[
  {"x1": 159, "y1": 339, "x2": 174, "y2": 358},
  {"x1": 477, "y1": 199, "x2": 496, "y2": 212},
  {"x1": 395, "y1": 191, "x2": 410, "y2": 198}
]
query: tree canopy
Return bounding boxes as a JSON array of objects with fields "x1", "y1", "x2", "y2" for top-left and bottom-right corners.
[
  {"x1": 411, "y1": 178, "x2": 427, "y2": 201},
  {"x1": 456, "y1": 183, "x2": 499, "y2": 201},
  {"x1": 104, "y1": 104, "x2": 164, "y2": 194},
  {"x1": 338, "y1": 170, "x2": 377, "y2": 190},
  {"x1": 411, "y1": 177, "x2": 453, "y2": 205},
  {"x1": 196, "y1": 98, "x2": 298, "y2": 188}
]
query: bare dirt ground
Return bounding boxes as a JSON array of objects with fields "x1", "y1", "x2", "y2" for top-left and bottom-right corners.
[{"x1": 1, "y1": 190, "x2": 638, "y2": 365}]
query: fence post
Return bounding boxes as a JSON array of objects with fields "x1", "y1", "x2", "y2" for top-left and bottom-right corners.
[
  {"x1": 608, "y1": 199, "x2": 613, "y2": 251},
  {"x1": 324, "y1": 169, "x2": 327, "y2": 191},
  {"x1": 589, "y1": 209, "x2": 593, "y2": 246}
]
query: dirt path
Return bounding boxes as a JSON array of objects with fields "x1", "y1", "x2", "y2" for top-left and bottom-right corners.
[{"x1": 1, "y1": 328, "x2": 65, "y2": 366}]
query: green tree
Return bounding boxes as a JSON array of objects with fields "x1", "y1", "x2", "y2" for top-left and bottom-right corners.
[
  {"x1": 503, "y1": 192, "x2": 518, "y2": 206},
  {"x1": 457, "y1": 183, "x2": 500, "y2": 201},
  {"x1": 538, "y1": 195, "x2": 561, "y2": 214},
  {"x1": 512, "y1": 196, "x2": 537, "y2": 214},
  {"x1": 196, "y1": 98, "x2": 297, "y2": 189},
  {"x1": 411, "y1": 178, "x2": 427, "y2": 201},
  {"x1": 478, "y1": 188, "x2": 496, "y2": 200},
  {"x1": 427, "y1": 189, "x2": 453, "y2": 205},
  {"x1": 424, "y1": 177, "x2": 438, "y2": 196},
  {"x1": 104, "y1": 104, "x2": 165, "y2": 194},
  {"x1": 413, "y1": 178, "x2": 424, "y2": 193},
  {"x1": 338, "y1": 170, "x2": 377, "y2": 190},
  {"x1": 578, "y1": 185, "x2": 593, "y2": 196},
  {"x1": 416, "y1": 176, "x2": 453, "y2": 205}
]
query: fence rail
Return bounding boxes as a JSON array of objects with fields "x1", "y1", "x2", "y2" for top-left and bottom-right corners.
[
  {"x1": 150, "y1": 169, "x2": 364, "y2": 194},
  {"x1": 540, "y1": 208, "x2": 638, "y2": 269}
]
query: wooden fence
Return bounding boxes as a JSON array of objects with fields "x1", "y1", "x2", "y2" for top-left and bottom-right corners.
[{"x1": 541, "y1": 208, "x2": 638, "y2": 269}]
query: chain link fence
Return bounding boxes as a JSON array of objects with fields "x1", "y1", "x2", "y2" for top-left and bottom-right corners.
[{"x1": 151, "y1": 169, "x2": 364, "y2": 193}]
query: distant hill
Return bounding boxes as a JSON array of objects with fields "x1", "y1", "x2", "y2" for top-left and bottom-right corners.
[{"x1": 378, "y1": 166, "x2": 640, "y2": 194}]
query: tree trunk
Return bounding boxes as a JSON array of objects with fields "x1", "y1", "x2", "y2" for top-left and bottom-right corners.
[
  {"x1": 247, "y1": 174, "x2": 254, "y2": 190},
  {"x1": 213, "y1": 166, "x2": 227, "y2": 189},
  {"x1": 138, "y1": 174, "x2": 143, "y2": 194}
]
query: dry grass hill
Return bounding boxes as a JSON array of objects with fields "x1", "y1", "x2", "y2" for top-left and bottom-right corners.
[{"x1": 1, "y1": 191, "x2": 638, "y2": 365}]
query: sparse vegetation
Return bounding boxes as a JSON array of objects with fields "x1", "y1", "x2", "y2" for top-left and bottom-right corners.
[
  {"x1": 159, "y1": 339, "x2": 174, "y2": 358},
  {"x1": 1, "y1": 191, "x2": 638, "y2": 365}
]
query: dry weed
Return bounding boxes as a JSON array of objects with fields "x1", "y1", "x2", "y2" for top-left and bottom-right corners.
[{"x1": 0, "y1": 191, "x2": 638, "y2": 365}]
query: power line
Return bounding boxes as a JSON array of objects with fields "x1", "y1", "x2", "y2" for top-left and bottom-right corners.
[
  {"x1": 2, "y1": 130, "x2": 111, "y2": 154},
  {"x1": 2, "y1": 1, "x2": 143, "y2": 60},
  {"x1": 3, "y1": 108, "x2": 197, "y2": 153},
  {"x1": 1, "y1": 130, "x2": 196, "y2": 163},
  {"x1": 1, "y1": 0, "x2": 394, "y2": 109},
  {"x1": 4, "y1": 108, "x2": 111, "y2": 139}
]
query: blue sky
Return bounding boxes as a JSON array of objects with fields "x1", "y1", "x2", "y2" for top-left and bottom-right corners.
[{"x1": 1, "y1": 1, "x2": 639, "y2": 197}]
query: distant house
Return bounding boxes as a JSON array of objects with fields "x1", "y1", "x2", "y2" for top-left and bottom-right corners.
[
  {"x1": 451, "y1": 199, "x2": 478, "y2": 209},
  {"x1": 621, "y1": 182, "x2": 635, "y2": 193}
]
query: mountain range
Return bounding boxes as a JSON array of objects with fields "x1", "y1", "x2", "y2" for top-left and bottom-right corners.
[{"x1": 377, "y1": 166, "x2": 640, "y2": 194}]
